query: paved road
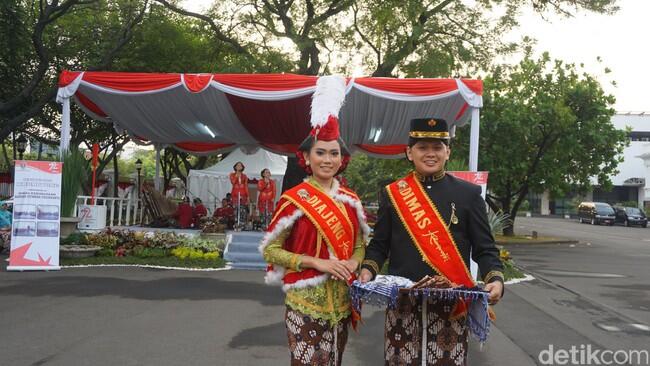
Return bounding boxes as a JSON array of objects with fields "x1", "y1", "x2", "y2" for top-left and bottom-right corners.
[
  {"x1": 1, "y1": 217, "x2": 648, "y2": 365},
  {"x1": 0, "y1": 262, "x2": 531, "y2": 365},
  {"x1": 498, "y1": 217, "x2": 650, "y2": 363}
]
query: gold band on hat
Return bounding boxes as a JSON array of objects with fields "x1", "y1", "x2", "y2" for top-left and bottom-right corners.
[{"x1": 409, "y1": 131, "x2": 450, "y2": 139}]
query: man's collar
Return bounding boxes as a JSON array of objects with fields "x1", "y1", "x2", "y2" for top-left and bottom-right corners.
[{"x1": 413, "y1": 170, "x2": 446, "y2": 183}]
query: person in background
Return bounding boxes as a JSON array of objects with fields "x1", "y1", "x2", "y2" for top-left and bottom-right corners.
[
  {"x1": 230, "y1": 162, "x2": 249, "y2": 207},
  {"x1": 0, "y1": 201, "x2": 12, "y2": 254},
  {"x1": 257, "y1": 168, "x2": 276, "y2": 229},
  {"x1": 192, "y1": 197, "x2": 208, "y2": 228},
  {"x1": 214, "y1": 198, "x2": 234, "y2": 229},
  {"x1": 0, "y1": 201, "x2": 11, "y2": 229},
  {"x1": 173, "y1": 196, "x2": 193, "y2": 229}
]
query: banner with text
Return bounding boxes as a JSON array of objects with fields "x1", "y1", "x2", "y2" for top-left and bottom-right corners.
[
  {"x1": 448, "y1": 171, "x2": 489, "y2": 198},
  {"x1": 447, "y1": 171, "x2": 490, "y2": 281},
  {"x1": 7, "y1": 161, "x2": 63, "y2": 271}
]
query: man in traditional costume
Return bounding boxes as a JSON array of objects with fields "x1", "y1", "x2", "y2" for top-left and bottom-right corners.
[
  {"x1": 260, "y1": 75, "x2": 369, "y2": 366},
  {"x1": 359, "y1": 118, "x2": 504, "y2": 366}
]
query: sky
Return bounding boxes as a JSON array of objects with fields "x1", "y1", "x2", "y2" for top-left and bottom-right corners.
[
  {"x1": 179, "y1": 0, "x2": 648, "y2": 112},
  {"x1": 505, "y1": 0, "x2": 649, "y2": 112}
]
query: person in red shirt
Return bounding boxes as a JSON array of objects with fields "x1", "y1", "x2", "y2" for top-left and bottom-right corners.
[
  {"x1": 257, "y1": 168, "x2": 276, "y2": 220},
  {"x1": 214, "y1": 198, "x2": 235, "y2": 229},
  {"x1": 193, "y1": 197, "x2": 208, "y2": 228},
  {"x1": 229, "y1": 162, "x2": 249, "y2": 207},
  {"x1": 173, "y1": 196, "x2": 193, "y2": 229}
]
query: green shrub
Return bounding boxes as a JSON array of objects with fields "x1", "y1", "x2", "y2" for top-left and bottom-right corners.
[
  {"x1": 61, "y1": 232, "x2": 87, "y2": 246},
  {"x1": 96, "y1": 248, "x2": 115, "y2": 257},
  {"x1": 133, "y1": 247, "x2": 168, "y2": 258},
  {"x1": 60, "y1": 149, "x2": 89, "y2": 217},
  {"x1": 487, "y1": 210, "x2": 512, "y2": 235}
]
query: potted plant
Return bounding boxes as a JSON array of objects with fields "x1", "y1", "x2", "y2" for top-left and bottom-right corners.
[{"x1": 59, "y1": 149, "x2": 88, "y2": 238}]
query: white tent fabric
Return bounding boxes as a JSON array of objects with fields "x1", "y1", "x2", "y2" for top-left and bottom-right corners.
[
  {"x1": 56, "y1": 71, "x2": 484, "y2": 161},
  {"x1": 187, "y1": 148, "x2": 287, "y2": 211}
]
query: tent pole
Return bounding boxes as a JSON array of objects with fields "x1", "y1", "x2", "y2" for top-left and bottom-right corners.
[
  {"x1": 60, "y1": 97, "x2": 71, "y2": 153},
  {"x1": 468, "y1": 107, "x2": 480, "y2": 172},
  {"x1": 155, "y1": 145, "x2": 161, "y2": 191}
]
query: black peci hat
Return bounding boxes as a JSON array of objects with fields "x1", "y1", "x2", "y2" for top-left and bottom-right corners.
[{"x1": 409, "y1": 118, "x2": 450, "y2": 140}]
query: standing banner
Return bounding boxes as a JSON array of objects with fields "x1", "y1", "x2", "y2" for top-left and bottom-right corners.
[
  {"x1": 448, "y1": 171, "x2": 490, "y2": 281},
  {"x1": 448, "y1": 171, "x2": 489, "y2": 198},
  {"x1": 7, "y1": 161, "x2": 63, "y2": 271}
]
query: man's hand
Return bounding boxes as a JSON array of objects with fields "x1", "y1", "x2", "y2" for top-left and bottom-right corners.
[
  {"x1": 359, "y1": 268, "x2": 373, "y2": 283},
  {"x1": 484, "y1": 281, "x2": 503, "y2": 305}
]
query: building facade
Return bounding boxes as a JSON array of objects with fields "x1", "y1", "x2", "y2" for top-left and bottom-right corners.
[{"x1": 531, "y1": 112, "x2": 649, "y2": 215}]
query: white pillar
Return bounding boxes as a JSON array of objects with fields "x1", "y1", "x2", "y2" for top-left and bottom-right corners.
[
  {"x1": 468, "y1": 107, "x2": 481, "y2": 281},
  {"x1": 541, "y1": 190, "x2": 550, "y2": 215},
  {"x1": 60, "y1": 97, "x2": 71, "y2": 153},
  {"x1": 154, "y1": 146, "x2": 162, "y2": 191},
  {"x1": 469, "y1": 107, "x2": 480, "y2": 172}
]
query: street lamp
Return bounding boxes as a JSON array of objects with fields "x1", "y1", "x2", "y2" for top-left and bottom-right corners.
[
  {"x1": 135, "y1": 159, "x2": 143, "y2": 198},
  {"x1": 16, "y1": 135, "x2": 27, "y2": 160}
]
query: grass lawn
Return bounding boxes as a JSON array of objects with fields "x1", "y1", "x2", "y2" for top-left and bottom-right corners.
[{"x1": 61, "y1": 255, "x2": 226, "y2": 269}]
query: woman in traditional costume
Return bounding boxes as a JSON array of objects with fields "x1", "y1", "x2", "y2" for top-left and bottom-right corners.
[
  {"x1": 257, "y1": 168, "x2": 276, "y2": 229},
  {"x1": 260, "y1": 76, "x2": 369, "y2": 366},
  {"x1": 229, "y1": 161, "x2": 249, "y2": 207}
]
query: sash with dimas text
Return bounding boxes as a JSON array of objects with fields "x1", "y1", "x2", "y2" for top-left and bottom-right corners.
[
  {"x1": 386, "y1": 172, "x2": 475, "y2": 287},
  {"x1": 283, "y1": 182, "x2": 355, "y2": 261}
]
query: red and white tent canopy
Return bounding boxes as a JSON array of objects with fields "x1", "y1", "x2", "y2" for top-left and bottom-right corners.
[{"x1": 57, "y1": 71, "x2": 483, "y2": 159}]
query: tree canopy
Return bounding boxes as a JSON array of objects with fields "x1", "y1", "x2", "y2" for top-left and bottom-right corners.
[
  {"x1": 0, "y1": 0, "x2": 623, "y2": 202},
  {"x1": 453, "y1": 49, "x2": 628, "y2": 235}
]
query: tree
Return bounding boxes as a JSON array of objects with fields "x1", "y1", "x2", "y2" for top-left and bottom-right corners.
[
  {"x1": 345, "y1": 153, "x2": 411, "y2": 202},
  {"x1": 453, "y1": 50, "x2": 628, "y2": 235},
  {"x1": 0, "y1": 0, "x2": 149, "y2": 141}
]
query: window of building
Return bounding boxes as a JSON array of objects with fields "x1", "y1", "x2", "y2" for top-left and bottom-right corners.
[{"x1": 629, "y1": 131, "x2": 650, "y2": 141}]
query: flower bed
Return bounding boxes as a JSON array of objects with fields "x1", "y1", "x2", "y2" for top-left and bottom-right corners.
[{"x1": 60, "y1": 229, "x2": 226, "y2": 269}]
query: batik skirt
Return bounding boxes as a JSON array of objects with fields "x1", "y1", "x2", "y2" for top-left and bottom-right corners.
[
  {"x1": 285, "y1": 306, "x2": 350, "y2": 366},
  {"x1": 384, "y1": 294, "x2": 469, "y2": 366}
]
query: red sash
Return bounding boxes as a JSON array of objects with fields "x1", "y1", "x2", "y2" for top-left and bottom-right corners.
[
  {"x1": 386, "y1": 173, "x2": 474, "y2": 288},
  {"x1": 283, "y1": 182, "x2": 355, "y2": 261}
]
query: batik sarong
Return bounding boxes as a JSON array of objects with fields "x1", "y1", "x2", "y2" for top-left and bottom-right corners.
[
  {"x1": 385, "y1": 294, "x2": 468, "y2": 366},
  {"x1": 285, "y1": 306, "x2": 350, "y2": 366}
]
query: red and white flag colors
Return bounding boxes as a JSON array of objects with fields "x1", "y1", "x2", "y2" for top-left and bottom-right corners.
[{"x1": 57, "y1": 71, "x2": 483, "y2": 156}]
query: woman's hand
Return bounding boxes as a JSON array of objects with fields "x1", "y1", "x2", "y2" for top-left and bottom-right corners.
[
  {"x1": 303, "y1": 257, "x2": 352, "y2": 281},
  {"x1": 342, "y1": 259, "x2": 359, "y2": 274}
]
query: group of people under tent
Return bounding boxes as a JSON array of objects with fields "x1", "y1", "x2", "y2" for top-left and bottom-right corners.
[{"x1": 171, "y1": 163, "x2": 279, "y2": 231}]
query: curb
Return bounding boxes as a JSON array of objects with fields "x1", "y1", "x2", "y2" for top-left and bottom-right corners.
[
  {"x1": 497, "y1": 240, "x2": 579, "y2": 245},
  {"x1": 61, "y1": 264, "x2": 233, "y2": 272}
]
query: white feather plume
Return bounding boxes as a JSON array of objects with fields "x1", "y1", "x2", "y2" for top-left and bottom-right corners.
[{"x1": 310, "y1": 75, "x2": 346, "y2": 128}]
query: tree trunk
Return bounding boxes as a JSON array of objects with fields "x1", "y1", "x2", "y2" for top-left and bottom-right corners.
[
  {"x1": 1, "y1": 142, "x2": 10, "y2": 169},
  {"x1": 113, "y1": 153, "x2": 119, "y2": 198},
  {"x1": 12, "y1": 133, "x2": 16, "y2": 161}
]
